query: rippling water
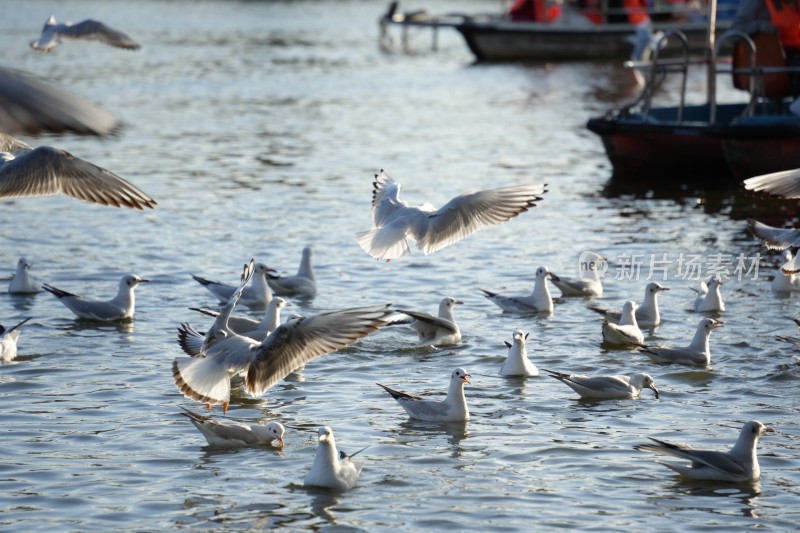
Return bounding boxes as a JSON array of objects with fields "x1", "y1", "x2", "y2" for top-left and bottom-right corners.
[{"x1": 1, "y1": 0, "x2": 799, "y2": 531}]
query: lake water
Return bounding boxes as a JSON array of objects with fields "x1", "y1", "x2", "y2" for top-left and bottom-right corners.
[{"x1": 1, "y1": 0, "x2": 799, "y2": 531}]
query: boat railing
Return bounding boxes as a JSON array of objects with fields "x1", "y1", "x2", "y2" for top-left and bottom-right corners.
[
  {"x1": 641, "y1": 31, "x2": 690, "y2": 122},
  {"x1": 711, "y1": 30, "x2": 756, "y2": 123}
]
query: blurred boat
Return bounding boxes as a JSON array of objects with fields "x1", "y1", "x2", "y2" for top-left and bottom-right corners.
[
  {"x1": 379, "y1": 0, "x2": 735, "y2": 61},
  {"x1": 587, "y1": 1, "x2": 800, "y2": 182}
]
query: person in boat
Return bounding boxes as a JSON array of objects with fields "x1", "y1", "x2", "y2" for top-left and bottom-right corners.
[
  {"x1": 508, "y1": 0, "x2": 561, "y2": 22},
  {"x1": 731, "y1": 0, "x2": 800, "y2": 97}
]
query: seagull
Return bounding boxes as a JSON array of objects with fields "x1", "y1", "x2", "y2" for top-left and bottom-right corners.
[
  {"x1": 771, "y1": 251, "x2": 800, "y2": 292},
  {"x1": 590, "y1": 282, "x2": 669, "y2": 328},
  {"x1": 0, "y1": 317, "x2": 32, "y2": 362},
  {"x1": 8, "y1": 257, "x2": 40, "y2": 294},
  {"x1": 543, "y1": 369, "x2": 659, "y2": 399},
  {"x1": 634, "y1": 420, "x2": 773, "y2": 482},
  {"x1": 191, "y1": 262, "x2": 275, "y2": 307},
  {"x1": 641, "y1": 318, "x2": 723, "y2": 367},
  {"x1": 692, "y1": 275, "x2": 725, "y2": 312},
  {"x1": 356, "y1": 170, "x2": 547, "y2": 261},
  {"x1": 500, "y1": 329, "x2": 538, "y2": 377},
  {"x1": 744, "y1": 168, "x2": 800, "y2": 198},
  {"x1": 0, "y1": 134, "x2": 156, "y2": 209},
  {"x1": 481, "y1": 266, "x2": 553, "y2": 314},
  {"x1": 172, "y1": 303, "x2": 393, "y2": 413},
  {"x1": 390, "y1": 297, "x2": 462, "y2": 346},
  {"x1": 179, "y1": 406, "x2": 284, "y2": 448},
  {"x1": 42, "y1": 274, "x2": 149, "y2": 321},
  {"x1": 549, "y1": 272, "x2": 602, "y2": 297},
  {"x1": 748, "y1": 219, "x2": 800, "y2": 274},
  {"x1": 376, "y1": 367, "x2": 471, "y2": 422},
  {"x1": 267, "y1": 246, "x2": 316, "y2": 298},
  {"x1": 0, "y1": 66, "x2": 118, "y2": 137},
  {"x1": 304, "y1": 427, "x2": 366, "y2": 491},
  {"x1": 30, "y1": 16, "x2": 141, "y2": 52},
  {"x1": 189, "y1": 296, "x2": 289, "y2": 342},
  {"x1": 601, "y1": 301, "x2": 645, "y2": 347}
]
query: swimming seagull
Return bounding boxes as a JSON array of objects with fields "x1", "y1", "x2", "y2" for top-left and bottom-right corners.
[
  {"x1": 0, "y1": 66, "x2": 118, "y2": 136},
  {"x1": 356, "y1": 170, "x2": 547, "y2": 261},
  {"x1": 30, "y1": 16, "x2": 141, "y2": 52},
  {"x1": 189, "y1": 296, "x2": 290, "y2": 342},
  {"x1": 771, "y1": 251, "x2": 800, "y2": 292},
  {"x1": 191, "y1": 262, "x2": 275, "y2": 307},
  {"x1": 747, "y1": 219, "x2": 800, "y2": 274},
  {"x1": 692, "y1": 275, "x2": 725, "y2": 312},
  {"x1": 481, "y1": 266, "x2": 553, "y2": 314},
  {"x1": 8, "y1": 257, "x2": 40, "y2": 294},
  {"x1": 304, "y1": 427, "x2": 366, "y2": 491},
  {"x1": 0, "y1": 134, "x2": 156, "y2": 209},
  {"x1": 634, "y1": 420, "x2": 773, "y2": 482},
  {"x1": 267, "y1": 246, "x2": 316, "y2": 298},
  {"x1": 641, "y1": 318, "x2": 723, "y2": 367},
  {"x1": 543, "y1": 369, "x2": 659, "y2": 399},
  {"x1": 743, "y1": 168, "x2": 800, "y2": 198},
  {"x1": 590, "y1": 282, "x2": 669, "y2": 328},
  {"x1": 42, "y1": 274, "x2": 149, "y2": 321},
  {"x1": 389, "y1": 297, "x2": 462, "y2": 346},
  {"x1": 601, "y1": 301, "x2": 645, "y2": 347},
  {"x1": 549, "y1": 272, "x2": 602, "y2": 297},
  {"x1": 172, "y1": 303, "x2": 393, "y2": 413},
  {"x1": 179, "y1": 406, "x2": 285, "y2": 448},
  {"x1": 377, "y1": 367, "x2": 471, "y2": 422},
  {"x1": 0, "y1": 317, "x2": 32, "y2": 362},
  {"x1": 500, "y1": 329, "x2": 538, "y2": 377}
]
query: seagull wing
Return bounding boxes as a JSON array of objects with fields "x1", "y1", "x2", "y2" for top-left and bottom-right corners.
[
  {"x1": 417, "y1": 184, "x2": 547, "y2": 255},
  {"x1": 744, "y1": 168, "x2": 800, "y2": 198},
  {"x1": 393, "y1": 309, "x2": 458, "y2": 334},
  {"x1": 747, "y1": 219, "x2": 800, "y2": 250},
  {"x1": 245, "y1": 304, "x2": 392, "y2": 396},
  {"x1": 0, "y1": 67, "x2": 119, "y2": 136},
  {"x1": 636, "y1": 438, "x2": 747, "y2": 476},
  {"x1": 61, "y1": 20, "x2": 141, "y2": 49},
  {"x1": 0, "y1": 146, "x2": 156, "y2": 209},
  {"x1": 371, "y1": 170, "x2": 405, "y2": 228}
]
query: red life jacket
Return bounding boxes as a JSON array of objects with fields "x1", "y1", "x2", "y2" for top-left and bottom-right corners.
[{"x1": 765, "y1": 0, "x2": 800, "y2": 50}]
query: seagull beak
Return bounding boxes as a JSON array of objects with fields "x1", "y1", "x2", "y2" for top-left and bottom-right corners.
[
  {"x1": 455, "y1": 300, "x2": 464, "y2": 305},
  {"x1": 660, "y1": 287, "x2": 670, "y2": 291},
  {"x1": 462, "y1": 374, "x2": 471, "y2": 384},
  {"x1": 714, "y1": 321, "x2": 724, "y2": 328},
  {"x1": 277, "y1": 437, "x2": 285, "y2": 448},
  {"x1": 650, "y1": 385, "x2": 660, "y2": 399},
  {"x1": 140, "y1": 278, "x2": 151, "y2": 283},
  {"x1": 764, "y1": 426, "x2": 774, "y2": 434}
]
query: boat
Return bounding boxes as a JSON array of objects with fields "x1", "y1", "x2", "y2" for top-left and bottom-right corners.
[
  {"x1": 379, "y1": 1, "x2": 736, "y2": 61},
  {"x1": 586, "y1": 24, "x2": 800, "y2": 182}
]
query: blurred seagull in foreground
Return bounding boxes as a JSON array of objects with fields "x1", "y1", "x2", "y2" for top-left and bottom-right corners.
[
  {"x1": 42, "y1": 274, "x2": 149, "y2": 321},
  {"x1": 500, "y1": 329, "x2": 538, "y2": 377},
  {"x1": 590, "y1": 282, "x2": 669, "y2": 328},
  {"x1": 601, "y1": 301, "x2": 645, "y2": 347},
  {"x1": 356, "y1": 170, "x2": 547, "y2": 261},
  {"x1": 0, "y1": 134, "x2": 155, "y2": 209},
  {"x1": 543, "y1": 369, "x2": 659, "y2": 399},
  {"x1": 634, "y1": 420, "x2": 772, "y2": 482},
  {"x1": 641, "y1": 318, "x2": 723, "y2": 367},
  {"x1": 191, "y1": 262, "x2": 275, "y2": 307},
  {"x1": 747, "y1": 219, "x2": 800, "y2": 274},
  {"x1": 304, "y1": 427, "x2": 366, "y2": 491},
  {"x1": 692, "y1": 275, "x2": 725, "y2": 312},
  {"x1": 0, "y1": 66, "x2": 118, "y2": 136},
  {"x1": 30, "y1": 15, "x2": 141, "y2": 52},
  {"x1": 267, "y1": 246, "x2": 316, "y2": 298},
  {"x1": 179, "y1": 406, "x2": 284, "y2": 448},
  {"x1": 481, "y1": 266, "x2": 553, "y2": 314},
  {"x1": 377, "y1": 367, "x2": 471, "y2": 422},
  {"x1": 388, "y1": 297, "x2": 462, "y2": 347},
  {"x1": 0, "y1": 317, "x2": 32, "y2": 362},
  {"x1": 9, "y1": 257, "x2": 40, "y2": 294}
]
